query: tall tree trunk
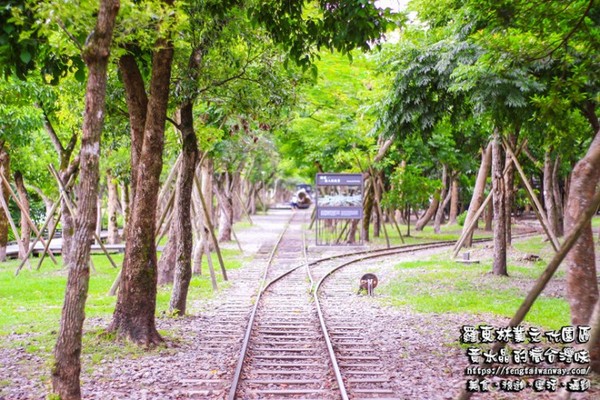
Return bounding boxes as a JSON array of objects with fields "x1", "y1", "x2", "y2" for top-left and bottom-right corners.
[
  {"x1": 14, "y1": 172, "x2": 30, "y2": 259},
  {"x1": 484, "y1": 200, "x2": 493, "y2": 231},
  {"x1": 120, "y1": 182, "x2": 129, "y2": 239},
  {"x1": 415, "y1": 191, "x2": 440, "y2": 231},
  {"x1": 492, "y1": 130, "x2": 507, "y2": 276},
  {"x1": 192, "y1": 157, "x2": 214, "y2": 274},
  {"x1": 95, "y1": 193, "x2": 102, "y2": 245},
  {"x1": 552, "y1": 156, "x2": 564, "y2": 236},
  {"x1": 565, "y1": 128, "x2": 600, "y2": 372},
  {"x1": 463, "y1": 142, "x2": 492, "y2": 246},
  {"x1": 447, "y1": 174, "x2": 459, "y2": 225},
  {"x1": 157, "y1": 221, "x2": 176, "y2": 285},
  {"x1": 361, "y1": 178, "x2": 374, "y2": 241},
  {"x1": 434, "y1": 165, "x2": 449, "y2": 234},
  {"x1": 110, "y1": 24, "x2": 174, "y2": 345},
  {"x1": 216, "y1": 172, "x2": 233, "y2": 242},
  {"x1": 504, "y1": 133, "x2": 517, "y2": 245},
  {"x1": 169, "y1": 102, "x2": 198, "y2": 315},
  {"x1": 51, "y1": 1, "x2": 118, "y2": 398},
  {"x1": 0, "y1": 148, "x2": 9, "y2": 261},
  {"x1": 107, "y1": 171, "x2": 120, "y2": 244},
  {"x1": 543, "y1": 150, "x2": 560, "y2": 238}
]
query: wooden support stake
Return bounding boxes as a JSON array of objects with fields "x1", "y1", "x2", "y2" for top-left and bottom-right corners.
[
  {"x1": 234, "y1": 190, "x2": 253, "y2": 225},
  {"x1": 37, "y1": 209, "x2": 62, "y2": 271},
  {"x1": 49, "y1": 165, "x2": 118, "y2": 269},
  {"x1": 0, "y1": 192, "x2": 30, "y2": 272},
  {"x1": 456, "y1": 188, "x2": 600, "y2": 400},
  {"x1": 157, "y1": 153, "x2": 182, "y2": 208},
  {"x1": 335, "y1": 220, "x2": 351, "y2": 244},
  {"x1": 15, "y1": 194, "x2": 62, "y2": 272},
  {"x1": 108, "y1": 269, "x2": 120, "y2": 296},
  {"x1": 194, "y1": 174, "x2": 228, "y2": 281},
  {"x1": 0, "y1": 171, "x2": 58, "y2": 265},
  {"x1": 453, "y1": 139, "x2": 528, "y2": 256},
  {"x1": 503, "y1": 138, "x2": 560, "y2": 251},
  {"x1": 155, "y1": 188, "x2": 176, "y2": 237},
  {"x1": 204, "y1": 239, "x2": 218, "y2": 291}
]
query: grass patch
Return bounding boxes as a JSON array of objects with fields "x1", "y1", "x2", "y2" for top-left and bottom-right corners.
[
  {"x1": 383, "y1": 259, "x2": 570, "y2": 330},
  {"x1": 0, "y1": 247, "x2": 244, "y2": 360},
  {"x1": 368, "y1": 222, "x2": 493, "y2": 247}
]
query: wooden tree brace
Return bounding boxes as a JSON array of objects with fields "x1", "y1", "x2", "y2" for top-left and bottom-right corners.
[
  {"x1": 453, "y1": 138, "x2": 528, "y2": 257},
  {"x1": 503, "y1": 138, "x2": 560, "y2": 251},
  {"x1": 193, "y1": 174, "x2": 228, "y2": 281},
  {"x1": 0, "y1": 189, "x2": 30, "y2": 271},
  {"x1": 49, "y1": 165, "x2": 118, "y2": 269},
  {"x1": 0, "y1": 171, "x2": 58, "y2": 265}
]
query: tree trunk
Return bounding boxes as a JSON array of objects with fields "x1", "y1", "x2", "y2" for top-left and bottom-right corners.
[
  {"x1": 447, "y1": 175, "x2": 459, "y2": 225},
  {"x1": 216, "y1": 172, "x2": 233, "y2": 242},
  {"x1": 95, "y1": 194, "x2": 102, "y2": 245},
  {"x1": 463, "y1": 142, "x2": 492, "y2": 246},
  {"x1": 110, "y1": 26, "x2": 174, "y2": 345},
  {"x1": 157, "y1": 221, "x2": 176, "y2": 285},
  {"x1": 120, "y1": 182, "x2": 129, "y2": 239},
  {"x1": 192, "y1": 158, "x2": 213, "y2": 274},
  {"x1": 51, "y1": 1, "x2": 118, "y2": 398},
  {"x1": 107, "y1": 171, "x2": 120, "y2": 244},
  {"x1": 14, "y1": 172, "x2": 30, "y2": 259},
  {"x1": 504, "y1": 133, "x2": 517, "y2": 246},
  {"x1": 0, "y1": 149, "x2": 9, "y2": 262},
  {"x1": 433, "y1": 165, "x2": 449, "y2": 234},
  {"x1": 484, "y1": 199, "x2": 493, "y2": 231},
  {"x1": 552, "y1": 156, "x2": 564, "y2": 236},
  {"x1": 415, "y1": 191, "x2": 440, "y2": 231},
  {"x1": 361, "y1": 178, "x2": 374, "y2": 241},
  {"x1": 492, "y1": 130, "x2": 507, "y2": 276},
  {"x1": 60, "y1": 173, "x2": 76, "y2": 266},
  {"x1": 169, "y1": 102, "x2": 198, "y2": 315},
  {"x1": 543, "y1": 150, "x2": 560, "y2": 238},
  {"x1": 565, "y1": 128, "x2": 600, "y2": 372}
]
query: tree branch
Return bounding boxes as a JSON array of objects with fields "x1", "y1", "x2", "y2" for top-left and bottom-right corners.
[
  {"x1": 39, "y1": 108, "x2": 65, "y2": 156},
  {"x1": 526, "y1": 0, "x2": 593, "y2": 61},
  {"x1": 57, "y1": 18, "x2": 84, "y2": 54}
]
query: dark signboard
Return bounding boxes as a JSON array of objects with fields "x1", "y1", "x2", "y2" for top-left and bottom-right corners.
[{"x1": 315, "y1": 173, "x2": 363, "y2": 220}]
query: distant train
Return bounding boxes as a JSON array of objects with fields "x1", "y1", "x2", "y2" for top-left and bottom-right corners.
[{"x1": 291, "y1": 184, "x2": 312, "y2": 209}]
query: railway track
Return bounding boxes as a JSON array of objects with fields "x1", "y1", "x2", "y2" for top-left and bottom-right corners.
[{"x1": 215, "y1": 210, "x2": 540, "y2": 399}]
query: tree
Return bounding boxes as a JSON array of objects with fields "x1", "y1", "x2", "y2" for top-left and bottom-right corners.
[
  {"x1": 50, "y1": 0, "x2": 120, "y2": 398},
  {"x1": 110, "y1": 0, "x2": 177, "y2": 345}
]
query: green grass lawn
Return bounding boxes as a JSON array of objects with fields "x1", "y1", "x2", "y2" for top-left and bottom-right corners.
[
  {"x1": 367, "y1": 221, "x2": 493, "y2": 247},
  {"x1": 0, "y1": 247, "x2": 244, "y2": 353},
  {"x1": 382, "y1": 257, "x2": 570, "y2": 330}
]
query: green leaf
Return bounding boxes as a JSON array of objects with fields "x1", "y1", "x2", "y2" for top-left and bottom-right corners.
[
  {"x1": 74, "y1": 68, "x2": 86, "y2": 83},
  {"x1": 19, "y1": 50, "x2": 31, "y2": 63}
]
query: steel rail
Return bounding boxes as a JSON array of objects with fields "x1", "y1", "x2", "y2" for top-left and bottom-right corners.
[
  {"x1": 227, "y1": 224, "x2": 538, "y2": 399},
  {"x1": 227, "y1": 211, "x2": 295, "y2": 400}
]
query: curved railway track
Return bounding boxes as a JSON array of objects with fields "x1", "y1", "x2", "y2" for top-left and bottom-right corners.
[{"x1": 225, "y1": 212, "x2": 535, "y2": 399}]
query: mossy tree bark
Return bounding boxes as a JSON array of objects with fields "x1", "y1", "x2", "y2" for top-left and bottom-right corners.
[
  {"x1": 169, "y1": 101, "x2": 198, "y2": 315},
  {"x1": 110, "y1": 8, "x2": 174, "y2": 344},
  {"x1": 51, "y1": 1, "x2": 119, "y2": 398},
  {"x1": 492, "y1": 130, "x2": 507, "y2": 276}
]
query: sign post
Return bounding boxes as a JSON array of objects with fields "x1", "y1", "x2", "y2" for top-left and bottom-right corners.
[{"x1": 315, "y1": 173, "x2": 363, "y2": 245}]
